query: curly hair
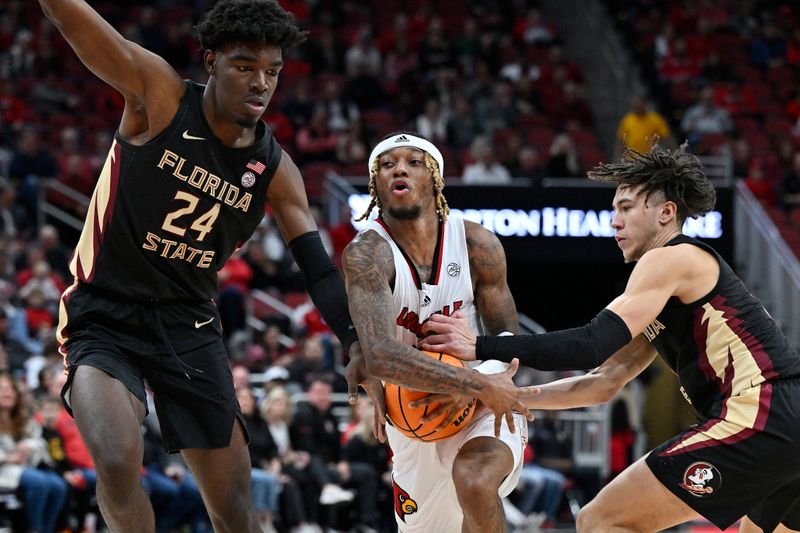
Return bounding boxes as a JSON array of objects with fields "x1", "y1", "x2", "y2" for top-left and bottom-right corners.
[
  {"x1": 587, "y1": 143, "x2": 716, "y2": 224},
  {"x1": 196, "y1": 0, "x2": 307, "y2": 52},
  {"x1": 356, "y1": 132, "x2": 450, "y2": 222}
]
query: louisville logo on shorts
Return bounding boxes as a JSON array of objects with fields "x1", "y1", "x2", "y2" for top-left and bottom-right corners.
[
  {"x1": 393, "y1": 478, "x2": 418, "y2": 522},
  {"x1": 679, "y1": 461, "x2": 722, "y2": 498}
]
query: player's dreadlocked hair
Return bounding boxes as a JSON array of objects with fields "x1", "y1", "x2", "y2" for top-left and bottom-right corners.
[
  {"x1": 588, "y1": 143, "x2": 716, "y2": 224},
  {"x1": 197, "y1": 0, "x2": 307, "y2": 52},
  {"x1": 356, "y1": 132, "x2": 450, "y2": 222}
]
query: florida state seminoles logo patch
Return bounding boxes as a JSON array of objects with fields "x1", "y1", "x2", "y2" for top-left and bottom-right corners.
[
  {"x1": 393, "y1": 478, "x2": 418, "y2": 522},
  {"x1": 679, "y1": 462, "x2": 721, "y2": 498}
]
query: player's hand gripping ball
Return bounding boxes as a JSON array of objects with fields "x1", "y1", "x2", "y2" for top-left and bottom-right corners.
[{"x1": 384, "y1": 351, "x2": 476, "y2": 441}]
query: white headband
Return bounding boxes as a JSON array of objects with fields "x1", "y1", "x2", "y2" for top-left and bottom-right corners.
[{"x1": 368, "y1": 134, "x2": 445, "y2": 177}]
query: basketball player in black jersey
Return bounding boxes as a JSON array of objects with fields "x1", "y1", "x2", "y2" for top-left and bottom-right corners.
[
  {"x1": 421, "y1": 144, "x2": 800, "y2": 532},
  {"x1": 38, "y1": 1, "x2": 359, "y2": 532}
]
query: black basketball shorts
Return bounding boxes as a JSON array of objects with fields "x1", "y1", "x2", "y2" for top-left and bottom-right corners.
[
  {"x1": 646, "y1": 378, "x2": 800, "y2": 531},
  {"x1": 59, "y1": 284, "x2": 247, "y2": 453}
]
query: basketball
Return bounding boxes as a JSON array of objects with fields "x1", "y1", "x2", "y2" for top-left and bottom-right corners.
[{"x1": 384, "y1": 351, "x2": 476, "y2": 442}]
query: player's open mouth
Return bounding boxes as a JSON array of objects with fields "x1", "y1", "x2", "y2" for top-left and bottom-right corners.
[{"x1": 392, "y1": 181, "x2": 410, "y2": 197}]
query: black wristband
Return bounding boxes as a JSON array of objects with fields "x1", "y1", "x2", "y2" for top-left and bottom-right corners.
[
  {"x1": 288, "y1": 231, "x2": 358, "y2": 350},
  {"x1": 476, "y1": 308, "x2": 632, "y2": 370}
]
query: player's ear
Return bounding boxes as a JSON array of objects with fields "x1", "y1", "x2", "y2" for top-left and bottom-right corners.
[
  {"x1": 658, "y1": 200, "x2": 678, "y2": 224},
  {"x1": 204, "y1": 50, "x2": 216, "y2": 76}
]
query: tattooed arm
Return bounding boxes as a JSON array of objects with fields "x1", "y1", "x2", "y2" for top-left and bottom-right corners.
[
  {"x1": 465, "y1": 221, "x2": 519, "y2": 336},
  {"x1": 342, "y1": 230, "x2": 528, "y2": 426}
]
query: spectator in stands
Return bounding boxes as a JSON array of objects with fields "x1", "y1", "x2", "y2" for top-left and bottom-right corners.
[
  {"x1": 514, "y1": 7, "x2": 556, "y2": 46},
  {"x1": 290, "y1": 376, "x2": 379, "y2": 531},
  {"x1": 415, "y1": 98, "x2": 448, "y2": 145},
  {"x1": 245, "y1": 234, "x2": 290, "y2": 294},
  {"x1": 342, "y1": 397, "x2": 393, "y2": 531},
  {"x1": 8, "y1": 127, "x2": 57, "y2": 219},
  {"x1": 218, "y1": 252, "x2": 254, "y2": 338},
  {"x1": 447, "y1": 95, "x2": 482, "y2": 151},
  {"x1": 22, "y1": 287, "x2": 55, "y2": 342},
  {"x1": 0, "y1": 307, "x2": 34, "y2": 379},
  {"x1": 37, "y1": 224, "x2": 70, "y2": 284},
  {"x1": 237, "y1": 386, "x2": 281, "y2": 532},
  {"x1": 343, "y1": 61, "x2": 386, "y2": 112},
  {"x1": 38, "y1": 393, "x2": 101, "y2": 532},
  {"x1": 30, "y1": 71, "x2": 80, "y2": 115},
  {"x1": 418, "y1": 17, "x2": 454, "y2": 75},
  {"x1": 531, "y1": 411, "x2": 600, "y2": 509},
  {"x1": 249, "y1": 324, "x2": 296, "y2": 370},
  {"x1": 546, "y1": 133, "x2": 582, "y2": 178},
  {"x1": 614, "y1": 95, "x2": 672, "y2": 159},
  {"x1": 319, "y1": 78, "x2": 360, "y2": 133},
  {"x1": 232, "y1": 364, "x2": 252, "y2": 393},
  {"x1": 680, "y1": 86, "x2": 733, "y2": 147},
  {"x1": 744, "y1": 157, "x2": 778, "y2": 206},
  {"x1": 287, "y1": 335, "x2": 346, "y2": 393},
  {"x1": 281, "y1": 78, "x2": 316, "y2": 128},
  {"x1": 295, "y1": 106, "x2": 340, "y2": 164},
  {"x1": 731, "y1": 138, "x2": 753, "y2": 178},
  {"x1": 260, "y1": 386, "x2": 321, "y2": 533},
  {"x1": 749, "y1": 23, "x2": 787, "y2": 69},
  {"x1": 0, "y1": 373, "x2": 68, "y2": 533},
  {"x1": 516, "y1": 442, "x2": 566, "y2": 529},
  {"x1": 307, "y1": 27, "x2": 346, "y2": 74},
  {"x1": 18, "y1": 260, "x2": 63, "y2": 311},
  {"x1": 462, "y1": 136, "x2": 512, "y2": 184},
  {"x1": 474, "y1": 80, "x2": 525, "y2": 135},
  {"x1": 383, "y1": 34, "x2": 418, "y2": 95},
  {"x1": 779, "y1": 151, "x2": 800, "y2": 218},
  {"x1": 553, "y1": 81, "x2": 594, "y2": 129},
  {"x1": 508, "y1": 146, "x2": 546, "y2": 185},
  {"x1": 344, "y1": 28, "x2": 382, "y2": 79},
  {"x1": 0, "y1": 178, "x2": 29, "y2": 241}
]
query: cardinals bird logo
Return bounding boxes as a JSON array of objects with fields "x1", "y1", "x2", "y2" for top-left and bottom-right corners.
[{"x1": 393, "y1": 479, "x2": 418, "y2": 522}]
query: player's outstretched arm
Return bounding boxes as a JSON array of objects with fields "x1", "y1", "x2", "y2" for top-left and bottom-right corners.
[
  {"x1": 39, "y1": 0, "x2": 183, "y2": 130},
  {"x1": 518, "y1": 335, "x2": 657, "y2": 410},
  {"x1": 269, "y1": 151, "x2": 359, "y2": 352},
  {"x1": 423, "y1": 247, "x2": 686, "y2": 370}
]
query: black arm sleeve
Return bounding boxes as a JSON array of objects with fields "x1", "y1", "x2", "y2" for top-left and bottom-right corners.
[
  {"x1": 288, "y1": 231, "x2": 358, "y2": 350},
  {"x1": 475, "y1": 308, "x2": 632, "y2": 370}
]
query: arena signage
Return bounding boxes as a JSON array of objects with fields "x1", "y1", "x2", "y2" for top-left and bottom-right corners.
[{"x1": 345, "y1": 183, "x2": 733, "y2": 264}]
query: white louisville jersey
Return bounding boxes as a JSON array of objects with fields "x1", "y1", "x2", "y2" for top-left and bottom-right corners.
[
  {"x1": 359, "y1": 216, "x2": 527, "y2": 532},
  {"x1": 360, "y1": 216, "x2": 480, "y2": 348}
]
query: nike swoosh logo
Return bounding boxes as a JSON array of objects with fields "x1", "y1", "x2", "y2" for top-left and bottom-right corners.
[
  {"x1": 194, "y1": 317, "x2": 214, "y2": 328},
  {"x1": 182, "y1": 130, "x2": 206, "y2": 141}
]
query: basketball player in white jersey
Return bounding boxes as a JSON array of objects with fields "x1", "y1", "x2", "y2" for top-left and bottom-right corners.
[{"x1": 342, "y1": 132, "x2": 530, "y2": 532}]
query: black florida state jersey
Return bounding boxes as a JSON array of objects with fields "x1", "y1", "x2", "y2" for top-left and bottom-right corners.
[
  {"x1": 645, "y1": 235, "x2": 800, "y2": 422},
  {"x1": 69, "y1": 81, "x2": 281, "y2": 301}
]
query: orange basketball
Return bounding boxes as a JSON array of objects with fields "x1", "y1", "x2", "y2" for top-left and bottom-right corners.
[{"x1": 384, "y1": 351, "x2": 476, "y2": 442}]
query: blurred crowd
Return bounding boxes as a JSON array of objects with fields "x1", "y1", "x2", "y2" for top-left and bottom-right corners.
[{"x1": 607, "y1": 0, "x2": 800, "y2": 251}]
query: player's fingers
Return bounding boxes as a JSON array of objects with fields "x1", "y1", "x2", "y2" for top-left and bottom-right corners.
[
  {"x1": 506, "y1": 358, "x2": 520, "y2": 378},
  {"x1": 516, "y1": 400, "x2": 535, "y2": 421},
  {"x1": 434, "y1": 410, "x2": 457, "y2": 430},
  {"x1": 347, "y1": 381, "x2": 359, "y2": 405},
  {"x1": 505, "y1": 410, "x2": 516, "y2": 435},
  {"x1": 494, "y1": 414, "x2": 502, "y2": 438},
  {"x1": 409, "y1": 393, "x2": 446, "y2": 410}
]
